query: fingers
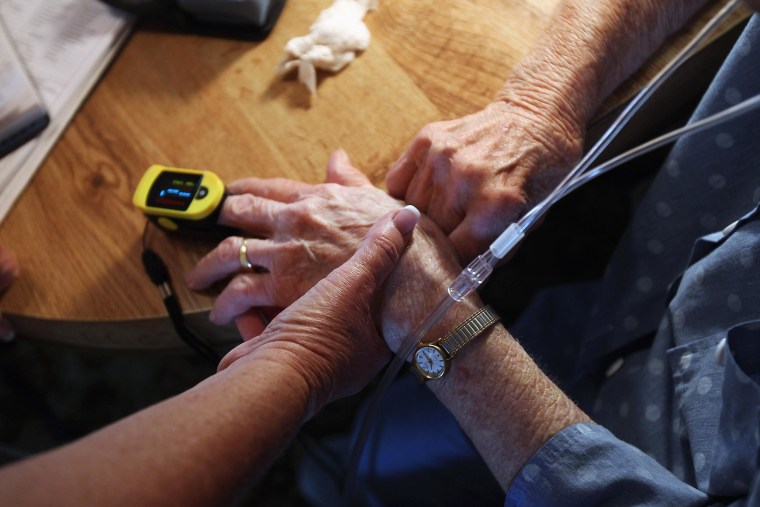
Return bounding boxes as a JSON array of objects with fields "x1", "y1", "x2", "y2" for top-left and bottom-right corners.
[
  {"x1": 325, "y1": 149, "x2": 372, "y2": 187},
  {"x1": 385, "y1": 135, "x2": 430, "y2": 198},
  {"x1": 186, "y1": 237, "x2": 273, "y2": 290},
  {"x1": 218, "y1": 194, "x2": 286, "y2": 234},
  {"x1": 449, "y1": 211, "x2": 509, "y2": 264},
  {"x1": 226, "y1": 177, "x2": 311, "y2": 202},
  {"x1": 234, "y1": 307, "x2": 282, "y2": 342},
  {"x1": 209, "y1": 273, "x2": 274, "y2": 325},
  {"x1": 235, "y1": 309, "x2": 268, "y2": 341}
]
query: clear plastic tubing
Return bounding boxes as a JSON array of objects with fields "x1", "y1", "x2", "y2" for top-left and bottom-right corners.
[
  {"x1": 342, "y1": 1, "x2": 743, "y2": 503},
  {"x1": 562, "y1": 92, "x2": 760, "y2": 197}
]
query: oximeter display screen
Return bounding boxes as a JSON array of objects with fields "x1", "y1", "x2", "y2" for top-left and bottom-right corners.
[{"x1": 146, "y1": 171, "x2": 202, "y2": 211}]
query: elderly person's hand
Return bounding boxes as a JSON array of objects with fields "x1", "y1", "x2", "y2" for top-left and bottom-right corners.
[
  {"x1": 187, "y1": 150, "x2": 464, "y2": 352},
  {"x1": 186, "y1": 150, "x2": 402, "y2": 326},
  {"x1": 385, "y1": 98, "x2": 583, "y2": 263},
  {"x1": 0, "y1": 245, "x2": 20, "y2": 342},
  {"x1": 217, "y1": 207, "x2": 419, "y2": 414}
]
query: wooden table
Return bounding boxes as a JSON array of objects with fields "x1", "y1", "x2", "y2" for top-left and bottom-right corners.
[{"x1": 0, "y1": 0, "x2": 748, "y2": 349}]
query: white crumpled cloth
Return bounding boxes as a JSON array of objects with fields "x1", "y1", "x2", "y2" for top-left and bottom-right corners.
[{"x1": 275, "y1": 0, "x2": 378, "y2": 94}]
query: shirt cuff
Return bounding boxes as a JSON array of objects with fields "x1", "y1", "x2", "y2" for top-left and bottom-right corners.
[{"x1": 506, "y1": 423, "x2": 707, "y2": 507}]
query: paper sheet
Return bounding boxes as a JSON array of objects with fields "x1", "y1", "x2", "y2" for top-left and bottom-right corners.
[{"x1": 0, "y1": 0, "x2": 133, "y2": 223}]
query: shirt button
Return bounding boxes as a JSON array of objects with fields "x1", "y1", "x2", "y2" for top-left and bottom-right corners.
[{"x1": 715, "y1": 338, "x2": 727, "y2": 367}]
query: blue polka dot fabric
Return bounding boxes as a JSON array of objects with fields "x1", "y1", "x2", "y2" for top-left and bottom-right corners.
[
  {"x1": 344, "y1": 15, "x2": 760, "y2": 507},
  {"x1": 509, "y1": 15, "x2": 760, "y2": 506}
]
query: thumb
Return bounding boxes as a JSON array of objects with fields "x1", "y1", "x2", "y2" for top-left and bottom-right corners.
[
  {"x1": 335, "y1": 205, "x2": 420, "y2": 294},
  {"x1": 325, "y1": 149, "x2": 372, "y2": 187}
]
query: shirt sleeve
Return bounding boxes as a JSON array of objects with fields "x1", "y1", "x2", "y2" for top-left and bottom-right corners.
[{"x1": 505, "y1": 423, "x2": 708, "y2": 507}]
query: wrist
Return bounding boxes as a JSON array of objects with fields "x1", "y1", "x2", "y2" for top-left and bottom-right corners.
[
  {"x1": 380, "y1": 216, "x2": 476, "y2": 353},
  {"x1": 222, "y1": 341, "x2": 334, "y2": 421},
  {"x1": 426, "y1": 323, "x2": 591, "y2": 488},
  {"x1": 495, "y1": 82, "x2": 586, "y2": 166}
]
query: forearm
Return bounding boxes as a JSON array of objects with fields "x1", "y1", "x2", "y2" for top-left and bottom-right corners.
[
  {"x1": 424, "y1": 298, "x2": 591, "y2": 491},
  {"x1": 380, "y1": 226, "x2": 590, "y2": 490},
  {"x1": 0, "y1": 350, "x2": 311, "y2": 507},
  {"x1": 500, "y1": 0, "x2": 710, "y2": 134}
]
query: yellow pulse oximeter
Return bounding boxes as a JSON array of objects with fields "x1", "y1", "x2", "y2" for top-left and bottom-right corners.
[{"x1": 133, "y1": 164, "x2": 226, "y2": 231}]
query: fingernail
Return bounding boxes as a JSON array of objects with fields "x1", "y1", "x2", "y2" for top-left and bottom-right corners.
[
  {"x1": 393, "y1": 205, "x2": 420, "y2": 234},
  {"x1": 332, "y1": 148, "x2": 348, "y2": 163}
]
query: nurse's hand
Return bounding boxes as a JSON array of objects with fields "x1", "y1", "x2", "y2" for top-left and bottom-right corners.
[
  {"x1": 217, "y1": 208, "x2": 419, "y2": 413},
  {"x1": 385, "y1": 99, "x2": 583, "y2": 263}
]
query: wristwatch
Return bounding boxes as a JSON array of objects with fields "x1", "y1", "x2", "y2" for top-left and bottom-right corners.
[{"x1": 412, "y1": 306, "x2": 500, "y2": 381}]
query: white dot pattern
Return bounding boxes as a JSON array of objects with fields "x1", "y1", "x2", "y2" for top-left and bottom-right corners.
[
  {"x1": 522, "y1": 463, "x2": 541, "y2": 484},
  {"x1": 656, "y1": 201, "x2": 673, "y2": 218},
  {"x1": 637, "y1": 276, "x2": 653, "y2": 292},
  {"x1": 645, "y1": 404, "x2": 662, "y2": 422},
  {"x1": 697, "y1": 376, "x2": 713, "y2": 396},
  {"x1": 694, "y1": 453, "x2": 706, "y2": 472},
  {"x1": 700, "y1": 214, "x2": 717, "y2": 229},
  {"x1": 715, "y1": 133, "x2": 735, "y2": 148},
  {"x1": 666, "y1": 160, "x2": 680, "y2": 178},
  {"x1": 648, "y1": 358, "x2": 665, "y2": 376},
  {"x1": 673, "y1": 309, "x2": 686, "y2": 331},
  {"x1": 519, "y1": 25, "x2": 760, "y2": 503},
  {"x1": 727, "y1": 293, "x2": 742, "y2": 312},
  {"x1": 724, "y1": 87, "x2": 742, "y2": 104},
  {"x1": 708, "y1": 174, "x2": 726, "y2": 189},
  {"x1": 692, "y1": 267, "x2": 705, "y2": 286},
  {"x1": 647, "y1": 240, "x2": 665, "y2": 255},
  {"x1": 740, "y1": 248, "x2": 754, "y2": 268}
]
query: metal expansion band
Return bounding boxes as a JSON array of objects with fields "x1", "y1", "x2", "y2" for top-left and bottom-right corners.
[{"x1": 439, "y1": 305, "x2": 500, "y2": 358}]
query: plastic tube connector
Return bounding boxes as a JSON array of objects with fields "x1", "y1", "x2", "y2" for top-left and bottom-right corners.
[
  {"x1": 448, "y1": 252, "x2": 496, "y2": 301},
  {"x1": 489, "y1": 223, "x2": 525, "y2": 259}
]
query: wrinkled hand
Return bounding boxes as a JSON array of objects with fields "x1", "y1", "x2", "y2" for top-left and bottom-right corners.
[
  {"x1": 385, "y1": 100, "x2": 584, "y2": 262},
  {"x1": 186, "y1": 150, "x2": 403, "y2": 328},
  {"x1": 217, "y1": 207, "x2": 419, "y2": 415},
  {"x1": 187, "y1": 150, "x2": 464, "y2": 353},
  {"x1": 0, "y1": 245, "x2": 20, "y2": 342}
]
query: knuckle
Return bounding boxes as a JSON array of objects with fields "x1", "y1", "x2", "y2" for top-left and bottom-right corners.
[
  {"x1": 236, "y1": 275, "x2": 261, "y2": 301},
  {"x1": 418, "y1": 123, "x2": 438, "y2": 140},
  {"x1": 219, "y1": 236, "x2": 241, "y2": 261},
  {"x1": 228, "y1": 194, "x2": 256, "y2": 216},
  {"x1": 368, "y1": 232, "x2": 401, "y2": 267}
]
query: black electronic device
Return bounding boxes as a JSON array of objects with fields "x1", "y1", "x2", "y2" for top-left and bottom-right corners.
[{"x1": 100, "y1": 0, "x2": 286, "y2": 40}]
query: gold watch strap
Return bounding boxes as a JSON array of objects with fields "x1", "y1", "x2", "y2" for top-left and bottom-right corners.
[{"x1": 438, "y1": 305, "x2": 500, "y2": 358}]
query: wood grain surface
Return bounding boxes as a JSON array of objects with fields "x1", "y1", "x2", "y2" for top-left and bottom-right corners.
[{"x1": 0, "y1": 0, "x2": 749, "y2": 348}]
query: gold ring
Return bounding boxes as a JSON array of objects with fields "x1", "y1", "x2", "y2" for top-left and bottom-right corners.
[{"x1": 239, "y1": 238, "x2": 253, "y2": 271}]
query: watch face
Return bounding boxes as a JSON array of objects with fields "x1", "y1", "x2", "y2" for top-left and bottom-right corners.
[{"x1": 414, "y1": 345, "x2": 447, "y2": 380}]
